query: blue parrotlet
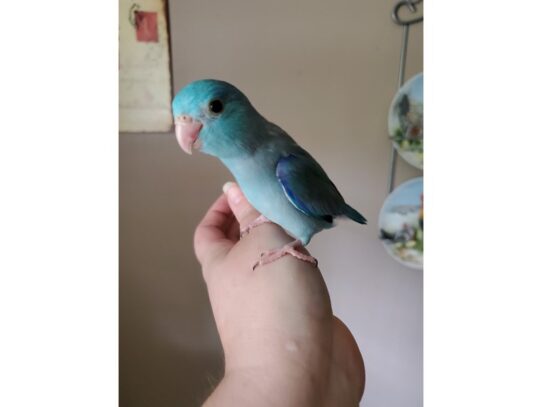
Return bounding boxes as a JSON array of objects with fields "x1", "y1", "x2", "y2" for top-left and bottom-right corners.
[{"x1": 172, "y1": 79, "x2": 366, "y2": 269}]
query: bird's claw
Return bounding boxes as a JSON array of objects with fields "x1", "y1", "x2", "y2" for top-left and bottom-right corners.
[
  {"x1": 252, "y1": 240, "x2": 318, "y2": 270},
  {"x1": 240, "y1": 215, "x2": 272, "y2": 238}
]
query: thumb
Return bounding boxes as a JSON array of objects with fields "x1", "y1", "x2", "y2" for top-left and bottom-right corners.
[{"x1": 222, "y1": 182, "x2": 261, "y2": 230}]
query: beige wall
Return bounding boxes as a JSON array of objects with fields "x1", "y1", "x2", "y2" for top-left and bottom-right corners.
[{"x1": 120, "y1": 1, "x2": 423, "y2": 406}]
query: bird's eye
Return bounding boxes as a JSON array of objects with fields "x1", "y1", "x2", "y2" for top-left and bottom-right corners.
[{"x1": 208, "y1": 99, "x2": 224, "y2": 114}]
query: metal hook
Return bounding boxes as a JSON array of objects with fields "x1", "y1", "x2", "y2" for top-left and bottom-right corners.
[
  {"x1": 392, "y1": 0, "x2": 423, "y2": 26},
  {"x1": 387, "y1": 0, "x2": 422, "y2": 192},
  {"x1": 128, "y1": 3, "x2": 141, "y2": 28}
]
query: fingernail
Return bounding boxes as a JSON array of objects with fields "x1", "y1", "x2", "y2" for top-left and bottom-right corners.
[{"x1": 222, "y1": 182, "x2": 234, "y2": 193}]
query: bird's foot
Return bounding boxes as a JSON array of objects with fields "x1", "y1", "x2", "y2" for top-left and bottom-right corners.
[
  {"x1": 253, "y1": 240, "x2": 318, "y2": 270},
  {"x1": 241, "y1": 215, "x2": 272, "y2": 238}
]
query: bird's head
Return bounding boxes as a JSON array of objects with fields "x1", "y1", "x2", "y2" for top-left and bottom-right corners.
[{"x1": 172, "y1": 79, "x2": 263, "y2": 158}]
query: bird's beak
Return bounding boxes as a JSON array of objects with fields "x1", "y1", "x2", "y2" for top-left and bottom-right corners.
[{"x1": 174, "y1": 115, "x2": 203, "y2": 155}]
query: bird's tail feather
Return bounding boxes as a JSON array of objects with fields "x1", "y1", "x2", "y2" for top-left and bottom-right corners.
[{"x1": 343, "y1": 203, "x2": 367, "y2": 225}]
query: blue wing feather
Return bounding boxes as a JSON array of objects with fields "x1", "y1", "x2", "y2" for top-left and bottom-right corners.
[{"x1": 275, "y1": 152, "x2": 365, "y2": 224}]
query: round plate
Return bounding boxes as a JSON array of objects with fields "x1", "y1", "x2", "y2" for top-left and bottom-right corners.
[
  {"x1": 388, "y1": 73, "x2": 423, "y2": 169},
  {"x1": 379, "y1": 177, "x2": 423, "y2": 270}
]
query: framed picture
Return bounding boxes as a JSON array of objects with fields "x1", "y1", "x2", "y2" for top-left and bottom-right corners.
[{"x1": 119, "y1": 0, "x2": 173, "y2": 132}]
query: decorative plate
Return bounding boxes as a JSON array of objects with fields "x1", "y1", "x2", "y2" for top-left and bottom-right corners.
[
  {"x1": 379, "y1": 177, "x2": 423, "y2": 270},
  {"x1": 388, "y1": 73, "x2": 423, "y2": 169}
]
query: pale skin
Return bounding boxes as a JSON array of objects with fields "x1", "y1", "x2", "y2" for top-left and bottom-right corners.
[{"x1": 194, "y1": 182, "x2": 365, "y2": 407}]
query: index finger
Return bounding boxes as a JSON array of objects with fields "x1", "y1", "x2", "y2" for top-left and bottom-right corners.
[
  {"x1": 223, "y1": 182, "x2": 261, "y2": 230},
  {"x1": 194, "y1": 193, "x2": 235, "y2": 271}
]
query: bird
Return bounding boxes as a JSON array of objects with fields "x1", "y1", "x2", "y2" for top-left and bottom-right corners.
[{"x1": 172, "y1": 79, "x2": 366, "y2": 269}]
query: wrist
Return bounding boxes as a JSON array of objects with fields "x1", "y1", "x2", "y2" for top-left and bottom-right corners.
[
  {"x1": 205, "y1": 359, "x2": 329, "y2": 407},
  {"x1": 215, "y1": 309, "x2": 332, "y2": 406}
]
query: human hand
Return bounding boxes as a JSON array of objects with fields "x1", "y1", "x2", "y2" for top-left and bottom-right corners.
[{"x1": 194, "y1": 182, "x2": 365, "y2": 407}]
